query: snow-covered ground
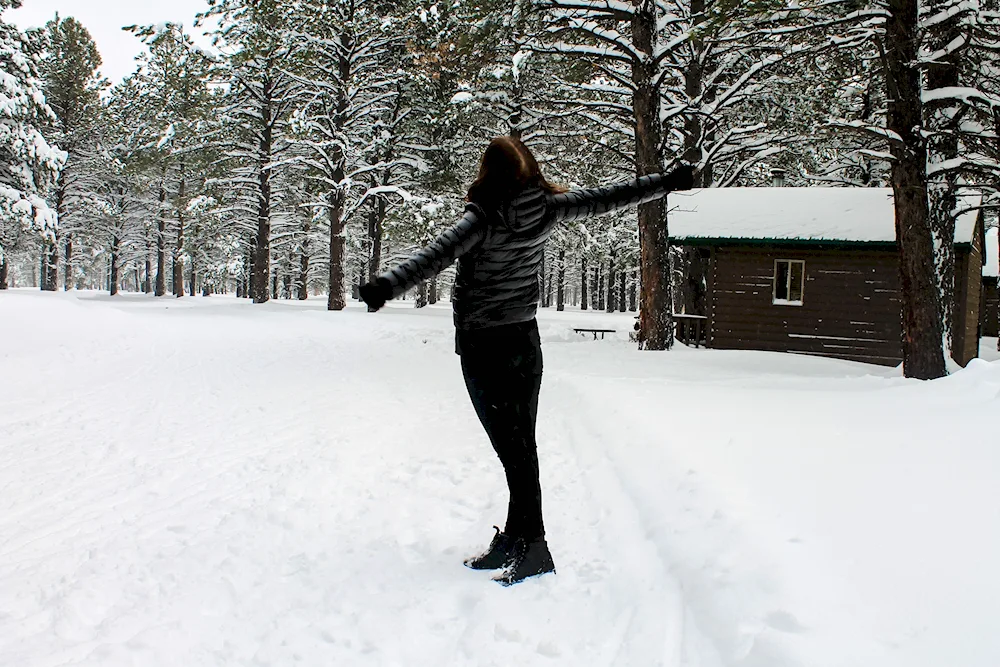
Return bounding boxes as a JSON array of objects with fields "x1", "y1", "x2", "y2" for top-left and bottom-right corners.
[{"x1": 2, "y1": 290, "x2": 998, "y2": 667}]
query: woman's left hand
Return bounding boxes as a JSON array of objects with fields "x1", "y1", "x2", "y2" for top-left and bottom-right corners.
[{"x1": 360, "y1": 278, "x2": 391, "y2": 311}]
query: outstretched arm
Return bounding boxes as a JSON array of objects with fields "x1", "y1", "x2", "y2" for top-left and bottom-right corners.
[
  {"x1": 360, "y1": 204, "x2": 487, "y2": 310},
  {"x1": 547, "y1": 166, "x2": 694, "y2": 224}
]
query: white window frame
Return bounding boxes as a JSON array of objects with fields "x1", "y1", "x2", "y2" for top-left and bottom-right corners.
[{"x1": 773, "y1": 259, "x2": 805, "y2": 306}]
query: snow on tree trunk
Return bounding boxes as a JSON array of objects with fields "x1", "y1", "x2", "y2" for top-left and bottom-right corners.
[
  {"x1": 416, "y1": 281, "x2": 428, "y2": 308},
  {"x1": 924, "y1": 0, "x2": 962, "y2": 362},
  {"x1": 886, "y1": 0, "x2": 946, "y2": 379},
  {"x1": 40, "y1": 240, "x2": 57, "y2": 291},
  {"x1": 619, "y1": 269, "x2": 627, "y2": 313},
  {"x1": 580, "y1": 255, "x2": 588, "y2": 311}
]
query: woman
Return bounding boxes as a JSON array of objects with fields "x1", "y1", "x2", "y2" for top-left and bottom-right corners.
[{"x1": 360, "y1": 137, "x2": 693, "y2": 585}]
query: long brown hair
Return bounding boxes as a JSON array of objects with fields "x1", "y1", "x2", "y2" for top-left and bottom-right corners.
[{"x1": 466, "y1": 137, "x2": 565, "y2": 209}]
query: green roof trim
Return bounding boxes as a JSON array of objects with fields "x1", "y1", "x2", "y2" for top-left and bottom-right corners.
[{"x1": 668, "y1": 236, "x2": 972, "y2": 250}]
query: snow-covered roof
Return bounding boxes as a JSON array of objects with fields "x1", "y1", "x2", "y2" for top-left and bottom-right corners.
[
  {"x1": 986, "y1": 227, "x2": 999, "y2": 278},
  {"x1": 667, "y1": 188, "x2": 980, "y2": 245}
]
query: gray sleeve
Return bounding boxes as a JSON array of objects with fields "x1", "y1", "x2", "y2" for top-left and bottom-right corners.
[
  {"x1": 547, "y1": 173, "x2": 669, "y2": 224},
  {"x1": 378, "y1": 205, "x2": 487, "y2": 300}
]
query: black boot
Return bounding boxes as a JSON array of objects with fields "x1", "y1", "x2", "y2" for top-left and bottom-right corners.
[
  {"x1": 493, "y1": 536, "x2": 555, "y2": 586},
  {"x1": 464, "y1": 526, "x2": 517, "y2": 570}
]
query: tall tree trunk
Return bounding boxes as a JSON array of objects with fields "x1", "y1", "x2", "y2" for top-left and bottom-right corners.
[
  {"x1": 366, "y1": 198, "x2": 384, "y2": 311},
  {"x1": 368, "y1": 198, "x2": 383, "y2": 283},
  {"x1": 607, "y1": 249, "x2": 617, "y2": 312},
  {"x1": 45, "y1": 181, "x2": 63, "y2": 292},
  {"x1": 619, "y1": 268, "x2": 627, "y2": 312},
  {"x1": 0, "y1": 255, "x2": 8, "y2": 289},
  {"x1": 416, "y1": 280, "x2": 428, "y2": 308},
  {"x1": 109, "y1": 233, "x2": 120, "y2": 296},
  {"x1": 581, "y1": 255, "x2": 588, "y2": 310},
  {"x1": 326, "y1": 30, "x2": 355, "y2": 312},
  {"x1": 924, "y1": 0, "x2": 961, "y2": 360},
  {"x1": 557, "y1": 248, "x2": 566, "y2": 311},
  {"x1": 633, "y1": 0, "x2": 673, "y2": 349},
  {"x1": 886, "y1": 0, "x2": 945, "y2": 379},
  {"x1": 246, "y1": 239, "x2": 255, "y2": 299},
  {"x1": 597, "y1": 263, "x2": 605, "y2": 310},
  {"x1": 590, "y1": 262, "x2": 601, "y2": 310},
  {"x1": 40, "y1": 238, "x2": 56, "y2": 291},
  {"x1": 298, "y1": 231, "x2": 310, "y2": 300},
  {"x1": 47, "y1": 242, "x2": 58, "y2": 290},
  {"x1": 629, "y1": 269, "x2": 638, "y2": 311},
  {"x1": 327, "y1": 189, "x2": 347, "y2": 310},
  {"x1": 283, "y1": 272, "x2": 292, "y2": 299},
  {"x1": 252, "y1": 87, "x2": 273, "y2": 304},
  {"x1": 548, "y1": 263, "x2": 555, "y2": 307},
  {"x1": 272, "y1": 271, "x2": 279, "y2": 300},
  {"x1": 143, "y1": 253, "x2": 151, "y2": 294},
  {"x1": 155, "y1": 166, "x2": 167, "y2": 296},
  {"x1": 189, "y1": 258, "x2": 196, "y2": 297},
  {"x1": 64, "y1": 235, "x2": 73, "y2": 291},
  {"x1": 429, "y1": 275, "x2": 438, "y2": 304}
]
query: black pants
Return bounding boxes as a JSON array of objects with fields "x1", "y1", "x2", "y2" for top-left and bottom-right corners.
[{"x1": 457, "y1": 320, "x2": 545, "y2": 540}]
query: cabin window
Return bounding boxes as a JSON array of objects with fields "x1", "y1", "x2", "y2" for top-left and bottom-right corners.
[{"x1": 773, "y1": 260, "x2": 805, "y2": 305}]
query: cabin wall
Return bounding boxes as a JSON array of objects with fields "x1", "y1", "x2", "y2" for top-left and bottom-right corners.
[
  {"x1": 983, "y1": 278, "x2": 999, "y2": 338},
  {"x1": 708, "y1": 246, "x2": 903, "y2": 365}
]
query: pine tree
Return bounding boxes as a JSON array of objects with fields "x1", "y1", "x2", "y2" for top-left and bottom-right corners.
[
  {"x1": 284, "y1": 0, "x2": 410, "y2": 310},
  {"x1": 200, "y1": 0, "x2": 304, "y2": 304},
  {"x1": 0, "y1": 2, "x2": 64, "y2": 289},
  {"x1": 124, "y1": 23, "x2": 220, "y2": 298},
  {"x1": 40, "y1": 15, "x2": 105, "y2": 292}
]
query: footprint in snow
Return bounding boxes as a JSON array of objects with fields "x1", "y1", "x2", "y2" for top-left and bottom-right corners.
[{"x1": 765, "y1": 610, "x2": 807, "y2": 634}]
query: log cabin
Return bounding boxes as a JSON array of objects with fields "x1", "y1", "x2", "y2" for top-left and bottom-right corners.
[{"x1": 667, "y1": 188, "x2": 986, "y2": 367}]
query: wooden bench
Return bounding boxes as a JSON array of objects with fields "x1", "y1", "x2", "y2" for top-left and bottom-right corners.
[
  {"x1": 673, "y1": 314, "x2": 708, "y2": 348},
  {"x1": 629, "y1": 314, "x2": 708, "y2": 347},
  {"x1": 574, "y1": 328, "x2": 616, "y2": 340}
]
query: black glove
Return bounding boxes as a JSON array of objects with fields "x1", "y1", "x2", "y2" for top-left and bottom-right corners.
[
  {"x1": 665, "y1": 164, "x2": 696, "y2": 192},
  {"x1": 359, "y1": 277, "x2": 391, "y2": 311}
]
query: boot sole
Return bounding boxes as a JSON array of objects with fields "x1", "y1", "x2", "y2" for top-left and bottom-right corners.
[{"x1": 494, "y1": 565, "x2": 556, "y2": 586}]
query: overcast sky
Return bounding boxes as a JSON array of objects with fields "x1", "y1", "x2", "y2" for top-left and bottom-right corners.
[{"x1": 6, "y1": 0, "x2": 216, "y2": 85}]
